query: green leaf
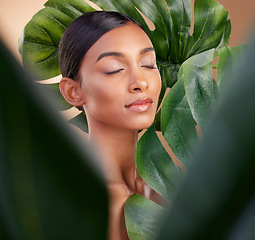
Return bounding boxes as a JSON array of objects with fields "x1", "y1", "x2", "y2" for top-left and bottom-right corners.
[
  {"x1": 125, "y1": 194, "x2": 164, "y2": 240},
  {"x1": 157, "y1": 62, "x2": 181, "y2": 88},
  {"x1": 217, "y1": 45, "x2": 246, "y2": 95},
  {"x1": 0, "y1": 40, "x2": 108, "y2": 239},
  {"x1": 19, "y1": 7, "x2": 73, "y2": 80},
  {"x1": 68, "y1": 112, "x2": 88, "y2": 133},
  {"x1": 163, "y1": 0, "x2": 192, "y2": 63},
  {"x1": 184, "y1": 0, "x2": 231, "y2": 60},
  {"x1": 182, "y1": 49, "x2": 217, "y2": 131},
  {"x1": 157, "y1": 34, "x2": 255, "y2": 240},
  {"x1": 19, "y1": 0, "x2": 94, "y2": 80},
  {"x1": 161, "y1": 77, "x2": 198, "y2": 165},
  {"x1": 128, "y1": 0, "x2": 192, "y2": 63},
  {"x1": 44, "y1": 0, "x2": 96, "y2": 19},
  {"x1": 136, "y1": 124, "x2": 183, "y2": 200}
]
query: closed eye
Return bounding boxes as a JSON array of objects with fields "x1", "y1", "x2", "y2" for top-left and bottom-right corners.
[
  {"x1": 105, "y1": 68, "x2": 124, "y2": 75},
  {"x1": 141, "y1": 65, "x2": 156, "y2": 69}
]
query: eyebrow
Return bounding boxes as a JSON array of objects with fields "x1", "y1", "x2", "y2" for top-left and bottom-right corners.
[
  {"x1": 140, "y1": 47, "x2": 155, "y2": 55},
  {"x1": 96, "y1": 47, "x2": 155, "y2": 62},
  {"x1": 96, "y1": 52, "x2": 124, "y2": 62}
]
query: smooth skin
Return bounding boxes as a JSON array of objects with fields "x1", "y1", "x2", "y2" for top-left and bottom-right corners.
[{"x1": 60, "y1": 22, "x2": 162, "y2": 240}]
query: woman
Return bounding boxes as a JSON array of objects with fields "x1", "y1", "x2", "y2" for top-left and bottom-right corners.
[{"x1": 59, "y1": 11, "x2": 162, "y2": 239}]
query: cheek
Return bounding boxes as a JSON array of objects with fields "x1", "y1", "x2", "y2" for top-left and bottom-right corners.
[
  {"x1": 83, "y1": 76, "x2": 111, "y2": 102},
  {"x1": 83, "y1": 80, "x2": 125, "y2": 116},
  {"x1": 150, "y1": 71, "x2": 162, "y2": 99},
  {"x1": 156, "y1": 74, "x2": 162, "y2": 95}
]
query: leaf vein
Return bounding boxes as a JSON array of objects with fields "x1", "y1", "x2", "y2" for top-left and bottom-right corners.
[{"x1": 186, "y1": 0, "x2": 210, "y2": 58}]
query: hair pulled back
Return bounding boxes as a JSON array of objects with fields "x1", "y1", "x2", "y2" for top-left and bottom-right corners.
[{"x1": 59, "y1": 11, "x2": 144, "y2": 81}]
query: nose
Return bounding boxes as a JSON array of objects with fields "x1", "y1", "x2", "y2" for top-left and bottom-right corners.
[{"x1": 128, "y1": 68, "x2": 149, "y2": 93}]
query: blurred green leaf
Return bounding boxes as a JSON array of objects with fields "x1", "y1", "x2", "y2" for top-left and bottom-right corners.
[
  {"x1": 217, "y1": 45, "x2": 246, "y2": 95},
  {"x1": 136, "y1": 124, "x2": 183, "y2": 200},
  {"x1": 157, "y1": 35, "x2": 255, "y2": 240},
  {"x1": 226, "y1": 196, "x2": 255, "y2": 240},
  {"x1": 0, "y1": 40, "x2": 108, "y2": 239},
  {"x1": 161, "y1": 77, "x2": 198, "y2": 165},
  {"x1": 182, "y1": 49, "x2": 217, "y2": 131},
  {"x1": 124, "y1": 194, "x2": 164, "y2": 240}
]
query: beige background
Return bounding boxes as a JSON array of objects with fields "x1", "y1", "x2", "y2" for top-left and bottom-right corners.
[{"x1": 0, "y1": 0, "x2": 255, "y2": 62}]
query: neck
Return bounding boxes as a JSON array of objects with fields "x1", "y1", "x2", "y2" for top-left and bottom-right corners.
[{"x1": 88, "y1": 121, "x2": 138, "y2": 191}]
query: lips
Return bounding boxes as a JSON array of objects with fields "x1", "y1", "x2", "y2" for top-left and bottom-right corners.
[{"x1": 125, "y1": 97, "x2": 153, "y2": 112}]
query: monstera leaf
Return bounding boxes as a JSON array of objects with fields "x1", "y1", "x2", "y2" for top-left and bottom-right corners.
[
  {"x1": 125, "y1": 194, "x2": 165, "y2": 240},
  {"x1": 19, "y1": 0, "x2": 95, "y2": 80},
  {"x1": 136, "y1": 124, "x2": 183, "y2": 200}
]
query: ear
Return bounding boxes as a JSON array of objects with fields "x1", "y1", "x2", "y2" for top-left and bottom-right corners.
[{"x1": 59, "y1": 77, "x2": 86, "y2": 107}]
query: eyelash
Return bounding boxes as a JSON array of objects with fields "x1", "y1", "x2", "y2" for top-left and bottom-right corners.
[
  {"x1": 105, "y1": 69, "x2": 124, "y2": 75},
  {"x1": 142, "y1": 65, "x2": 156, "y2": 69},
  {"x1": 105, "y1": 65, "x2": 156, "y2": 75}
]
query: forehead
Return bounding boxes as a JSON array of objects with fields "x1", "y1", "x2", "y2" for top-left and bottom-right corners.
[{"x1": 83, "y1": 23, "x2": 153, "y2": 60}]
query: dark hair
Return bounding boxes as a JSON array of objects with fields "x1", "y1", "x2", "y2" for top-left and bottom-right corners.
[{"x1": 59, "y1": 11, "x2": 144, "y2": 81}]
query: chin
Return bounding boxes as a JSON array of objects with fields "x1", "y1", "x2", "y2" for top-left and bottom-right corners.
[{"x1": 130, "y1": 117, "x2": 155, "y2": 131}]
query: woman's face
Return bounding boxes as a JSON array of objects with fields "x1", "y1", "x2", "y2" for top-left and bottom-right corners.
[{"x1": 78, "y1": 22, "x2": 161, "y2": 131}]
